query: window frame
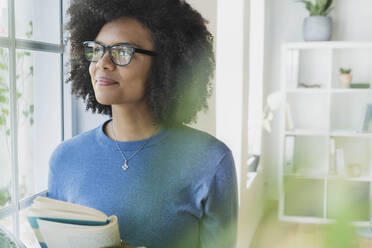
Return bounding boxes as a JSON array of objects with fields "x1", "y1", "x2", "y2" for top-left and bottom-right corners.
[{"x1": 0, "y1": 0, "x2": 71, "y2": 239}]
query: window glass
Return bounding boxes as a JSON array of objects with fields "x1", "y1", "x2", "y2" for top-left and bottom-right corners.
[
  {"x1": 15, "y1": 0, "x2": 60, "y2": 44},
  {"x1": 16, "y1": 49, "x2": 62, "y2": 200},
  {"x1": 20, "y1": 209, "x2": 39, "y2": 247},
  {"x1": 0, "y1": 48, "x2": 11, "y2": 210},
  {"x1": 0, "y1": 214, "x2": 13, "y2": 235},
  {"x1": 0, "y1": 55, "x2": 12, "y2": 234},
  {"x1": 0, "y1": 0, "x2": 7, "y2": 37}
]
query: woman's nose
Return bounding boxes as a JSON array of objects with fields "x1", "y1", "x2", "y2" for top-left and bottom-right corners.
[{"x1": 96, "y1": 51, "x2": 115, "y2": 70}]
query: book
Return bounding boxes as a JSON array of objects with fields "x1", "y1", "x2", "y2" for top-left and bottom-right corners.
[
  {"x1": 335, "y1": 148, "x2": 345, "y2": 176},
  {"x1": 25, "y1": 196, "x2": 121, "y2": 248},
  {"x1": 285, "y1": 102, "x2": 294, "y2": 131},
  {"x1": 328, "y1": 138, "x2": 337, "y2": 176},
  {"x1": 360, "y1": 104, "x2": 372, "y2": 133},
  {"x1": 350, "y1": 83, "x2": 370, "y2": 89},
  {"x1": 284, "y1": 136, "x2": 295, "y2": 174},
  {"x1": 286, "y1": 50, "x2": 299, "y2": 89}
]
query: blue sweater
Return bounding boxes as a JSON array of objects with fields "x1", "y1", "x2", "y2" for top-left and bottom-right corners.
[{"x1": 47, "y1": 119, "x2": 238, "y2": 248}]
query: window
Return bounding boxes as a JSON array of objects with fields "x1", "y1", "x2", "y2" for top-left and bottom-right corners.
[
  {"x1": 246, "y1": 0, "x2": 264, "y2": 187},
  {"x1": 0, "y1": 0, "x2": 67, "y2": 246}
]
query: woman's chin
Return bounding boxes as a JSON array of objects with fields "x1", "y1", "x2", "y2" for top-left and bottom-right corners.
[{"x1": 95, "y1": 95, "x2": 116, "y2": 106}]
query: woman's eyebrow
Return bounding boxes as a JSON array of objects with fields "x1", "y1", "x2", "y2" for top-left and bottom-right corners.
[{"x1": 95, "y1": 40, "x2": 141, "y2": 47}]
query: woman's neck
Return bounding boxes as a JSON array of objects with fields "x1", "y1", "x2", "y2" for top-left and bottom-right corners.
[{"x1": 105, "y1": 104, "x2": 161, "y2": 142}]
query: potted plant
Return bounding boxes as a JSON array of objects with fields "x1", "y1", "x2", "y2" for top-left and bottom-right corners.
[
  {"x1": 339, "y1": 68, "x2": 352, "y2": 88},
  {"x1": 298, "y1": 0, "x2": 333, "y2": 41}
]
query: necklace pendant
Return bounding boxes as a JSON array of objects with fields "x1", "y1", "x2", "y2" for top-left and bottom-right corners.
[{"x1": 122, "y1": 162, "x2": 129, "y2": 171}]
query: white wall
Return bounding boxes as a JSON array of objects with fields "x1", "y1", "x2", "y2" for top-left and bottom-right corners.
[
  {"x1": 75, "y1": 0, "x2": 217, "y2": 135},
  {"x1": 263, "y1": 0, "x2": 372, "y2": 200}
]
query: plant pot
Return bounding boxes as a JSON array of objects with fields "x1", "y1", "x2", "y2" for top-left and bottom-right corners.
[
  {"x1": 303, "y1": 16, "x2": 332, "y2": 41},
  {"x1": 339, "y1": 73, "x2": 352, "y2": 88}
]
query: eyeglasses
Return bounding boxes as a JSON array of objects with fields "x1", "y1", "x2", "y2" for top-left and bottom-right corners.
[{"x1": 82, "y1": 41, "x2": 156, "y2": 66}]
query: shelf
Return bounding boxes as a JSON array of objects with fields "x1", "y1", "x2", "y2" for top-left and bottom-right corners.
[
  {"x1": 331, "y1": 89, "x2": 372, "y2": 94},
  {"x1": 286, "y1": 129, "x2": 328, "y2": 136},
  {"x1": 286, "y1": 88, "x2": 328, "y2": 94},
  {"x1": 287, "y1": 94, "x2": 328, "y2": 131},
  {"x1": 284, "y1": 177, "x2": 324, "y2": 218},
  {"x1": 330, "y1": 130, "x2": 372, "y2": 138},
  {"x1": 280, "y1": 216, "x2": 371, "y2": 227},
  {"x1": 327, "y1": 176, "x2": 372, "y2": 182},
  {"x1": 283, "y1": 41, "x2": 372, "y2": 50},
  {"x1": 330, "y1": 94, "x2": 372, "y2": 132},
  {"x1": 285, "y1": 89, "x2": 372, "y2": 94},
  {"x1": 285, "y1": 130, "x2": 372, "y2": 137},
  {"x1": 284, "y1": 173, "x2": 325, "y2": 180},
  {"x1": 332, "y1": 48, "x2": 372, "y2": 89},
  {"x1": 327, "y1": 180, "x2": 370, "y2": 221},
  {"x1": 279, "y1": 215, "x2": 335, "y2": 224},
  {"x1": 280, "y1": 42, "x2": 372, "y2": 226}
]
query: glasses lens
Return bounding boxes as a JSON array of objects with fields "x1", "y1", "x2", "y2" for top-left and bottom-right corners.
[
  {"x1": 84, "y1": 42, "x2": 103, "y2": 62},
  {"x1": 111, "y1": 45, "x2": 133, "y2": 65}
]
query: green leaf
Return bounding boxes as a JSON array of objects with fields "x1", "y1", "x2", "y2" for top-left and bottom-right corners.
[
  {"x1": 0, "y1": 63, "x2": 8, "y2": 71},
  {"x1": 17, "y1": 52, "x2": 24, "y2": 59},
  {"x1": 30, "y1": 117, "x2": 34, "y2": 125},
  {"x1": 6, "y1": 129, "x2": 10, "y2": 136},
  {"x1": 0, "y1": 95, "x2": 7, "y2": 103},
  {"x1": 324, "y1": 6, "x2": 334, "y2": 15},
  {"x1": 29, "y1": 66, "x2": 33, "y2": 75},
  {"x1": 0, "y1": 88, "x2": 9, "y2": 94},
  {"x1": 16, "y1": 92, "x2": 22, "y2": 99},
  {"x1": 304, "y1": 1, "x2": 313, "y2": 12},
  {"x1": 325, "y1": 0, "x2": 333, "y2": 11},
  {"x1": 29, "y1": 104, "x2": 34, "y2": 113},
  {"x1": 0, "y1": 189, "x2": 10, "y2": 206},
  {"x1": 0, "y1": 116, "x2": 4, "y2": 126},
  {"x1": 22, "y1": 110, "x2": 29, "y2": 117},
  {"x1": 299, "y1": 0, "x2": 333, "y2": 16},
  {"x1": 25, "y1": 52, "x2": 31, "y2": 56},
  {"x1": 1, "y1": 108, "x2": 8, "y2": 115}
]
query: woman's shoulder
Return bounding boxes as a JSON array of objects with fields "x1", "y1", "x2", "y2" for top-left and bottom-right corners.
[
  {"x1": 49, "y1": 127, "x2": 98, "y2": 163},
  {"x1": 169, "y1": 124, "x2": 232, "y2": 157}
]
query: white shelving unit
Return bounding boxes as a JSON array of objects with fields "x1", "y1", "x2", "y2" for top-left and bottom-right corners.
[{"x1": 278, "y1": 42, "x2": 372, "y2": 226}]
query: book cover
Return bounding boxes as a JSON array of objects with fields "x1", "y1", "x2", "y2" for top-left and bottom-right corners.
[
  {"x1": 286, "y1": 50, "x2": 300, "y2": 89},
  {"x1": 285, "y1": 102, "x2": 294, "y2": 131},
  {"x1": 25, "y1": 197, "x2": 121, "y2": 248},
  {"x1": 335, "y1": 148, "x2": 345, "y2": 177},
  {"x1": 361, "y1": 104, "x2": 372, "y2": 133},
  {"x1": 328, "y1": 138, "x2": 337, "y2": 176},
  {"x1": 284, "y1": 136, "x2": 296, "y2": 174}
]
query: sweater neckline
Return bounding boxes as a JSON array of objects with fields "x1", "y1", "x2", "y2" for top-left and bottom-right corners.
[{"x1": 96, "y1": 119, "x2": 169, "y2": 151}]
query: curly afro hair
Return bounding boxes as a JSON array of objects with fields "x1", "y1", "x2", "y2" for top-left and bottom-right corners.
[{"x1": 66, "y1": 0, "x2": 215, "y2": 128}]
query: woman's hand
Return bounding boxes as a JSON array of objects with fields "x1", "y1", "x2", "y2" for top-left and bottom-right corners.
[
  {"x1": 101, "y1": 240, "x2": 135, "y2": 248},
  {"x1": 120, "y1": 240, "x2": 135, "y2": 248}
]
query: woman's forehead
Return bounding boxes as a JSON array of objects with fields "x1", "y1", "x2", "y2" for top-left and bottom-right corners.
[{"x1": 95, "y1": 17, "x2": 153, "y2": 48}]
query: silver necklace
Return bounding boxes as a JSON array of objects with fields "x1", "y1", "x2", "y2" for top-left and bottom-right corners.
[{"x1": 111, "y1": 121, "x2": 159, "y2": 171}]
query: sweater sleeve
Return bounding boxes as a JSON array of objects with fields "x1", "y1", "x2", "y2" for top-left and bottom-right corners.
[
  {"x1": 199, "y1": 150, "x2": 238, "y2": 248},
  {"x1": 47, "y1": 144, "x2": 64, "y2": 200}
]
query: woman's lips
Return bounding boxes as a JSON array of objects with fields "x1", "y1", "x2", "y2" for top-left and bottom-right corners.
[{"x1": 96, "y1": 77, "x2": 119, "y2": 86}]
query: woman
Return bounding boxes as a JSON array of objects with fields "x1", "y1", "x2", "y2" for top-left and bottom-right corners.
[{"x1": 47, "y1": 0, "x2": 238, "y2": 247}]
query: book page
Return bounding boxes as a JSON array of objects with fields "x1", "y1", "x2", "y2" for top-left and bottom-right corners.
[
  {"x1": 37, "y1": 215, "x2": 121, "y2": 248},
  {"x1": 27, "y1": 208, "x2": 108, "y2": 223},
  {"x1": 31, "y1": 197, "x2": 107, "y2": 219}
]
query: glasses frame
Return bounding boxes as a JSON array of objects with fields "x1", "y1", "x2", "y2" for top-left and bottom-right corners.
[{"x1": 82, "y1": 41, "x2": 156, "y2": 66}]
